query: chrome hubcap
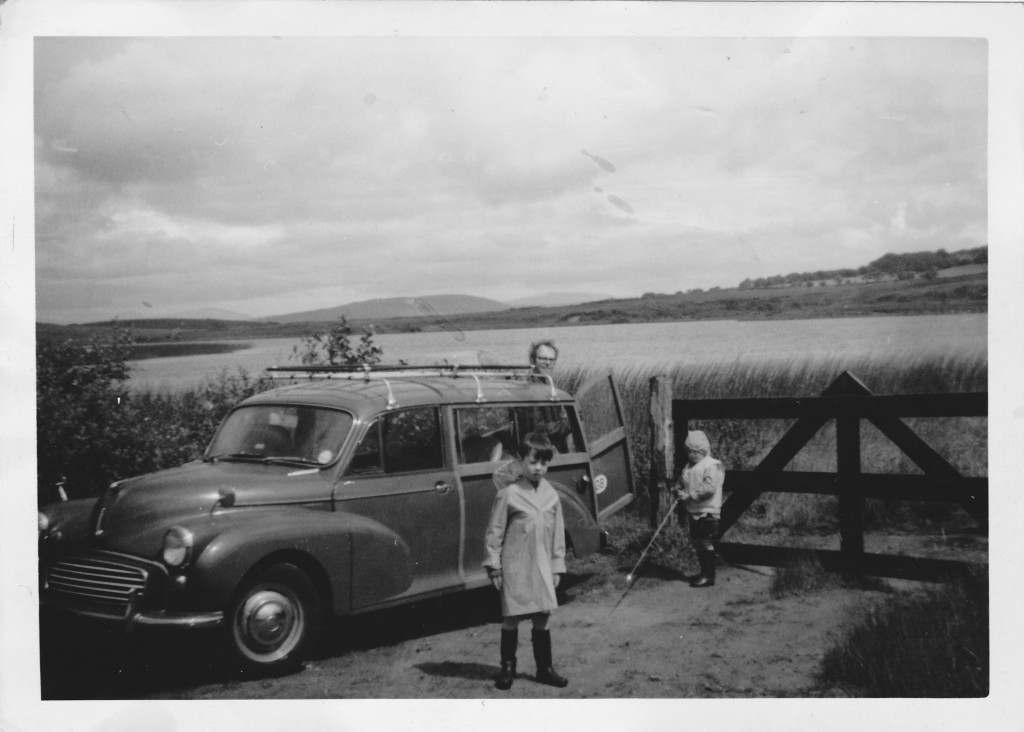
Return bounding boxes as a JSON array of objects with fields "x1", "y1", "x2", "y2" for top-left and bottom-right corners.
[{"x1": 237, "y1": 589, "x2": 300, "y2": 658}]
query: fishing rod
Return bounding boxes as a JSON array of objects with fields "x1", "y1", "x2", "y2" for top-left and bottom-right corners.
[{"x1": 609, "y1": 494, "x2": 681, "y2": 615}]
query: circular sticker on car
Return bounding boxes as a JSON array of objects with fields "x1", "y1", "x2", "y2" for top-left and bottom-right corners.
[{"x1": 593, "y1": 474, "x2": 608, "y2": 495}]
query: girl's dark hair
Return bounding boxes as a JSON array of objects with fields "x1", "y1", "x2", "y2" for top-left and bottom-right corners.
[{"x1": 520, "y1": 430, "x2": 555, "y2": 462}]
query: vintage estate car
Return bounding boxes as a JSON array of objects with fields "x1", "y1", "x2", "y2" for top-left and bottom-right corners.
[{"x1": 38, "y1": 364, "x2": 635, "y2": 671}]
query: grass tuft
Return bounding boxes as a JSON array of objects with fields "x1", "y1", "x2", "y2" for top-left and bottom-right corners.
[
  {"x1": 769, "y1": 552, "x2": 839, "y2": 599},
  {"x1": 601, "y1": 510, "x2": 696, "y2": 579},
  {"x1": 820, "y1": 568, "x2": 989, "y2": 697}
]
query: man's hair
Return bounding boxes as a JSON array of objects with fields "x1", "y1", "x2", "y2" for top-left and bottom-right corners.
[
  {"x1": 519, "y1": 430, "x2": 555, "y2": 462},
  {"x1": 528, "y1": 339, "x2": 559, "y2": 364}
]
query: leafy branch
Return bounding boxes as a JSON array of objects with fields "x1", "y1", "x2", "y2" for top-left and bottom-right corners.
[{"x1": 290, "y1": 317, "x2": 383, "y2": 366}]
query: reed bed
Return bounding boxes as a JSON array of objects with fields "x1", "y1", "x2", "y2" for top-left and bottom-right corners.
[{"x1": 557, "y1": 351, "x2": 987, "y2": 532}]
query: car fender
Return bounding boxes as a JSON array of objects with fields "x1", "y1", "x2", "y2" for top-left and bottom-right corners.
[
  {"x1": 38, "y1": 496, "x2": 100, "y2": 547},
  {"x1": 187, "y1": 508, "x2": 414, "y2": 615},
  {"x1": 549, "y1": 480, "x2": 602, "y2": 558}
]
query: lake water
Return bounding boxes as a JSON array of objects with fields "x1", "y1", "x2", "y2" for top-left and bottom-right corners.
[{"x1": 126, "y1": 314, "x2": 987, "y2": 392}]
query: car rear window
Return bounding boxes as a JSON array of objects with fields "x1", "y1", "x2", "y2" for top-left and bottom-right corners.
[{"x1": 454, "y1": 404, "x2": 583, "y2": 463}]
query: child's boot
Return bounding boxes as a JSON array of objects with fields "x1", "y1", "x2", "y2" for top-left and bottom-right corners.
[
  {"x1": 689, "y1": 550, "x2": 716, "y2": 587},
  {"x1": 495, "y1": 628, "x2": 517, "y2": 690},
  {"x1": 531, "y1": 629, "x2": 569, "y2": 687}
]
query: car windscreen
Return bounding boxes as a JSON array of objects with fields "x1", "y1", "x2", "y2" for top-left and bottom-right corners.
[{"x1": 206, "y1": 405, "x2": 353, "y2": 466}]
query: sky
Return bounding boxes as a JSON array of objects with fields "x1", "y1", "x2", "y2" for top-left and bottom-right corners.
[{"x1": 31, "y1": 31, "x2": 990, "y2": 323}]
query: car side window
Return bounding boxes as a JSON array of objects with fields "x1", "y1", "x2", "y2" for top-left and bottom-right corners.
[
  {"x1": 512, "y1": 404, "x2": 582, "y2": 454},
  {"x1": 455, "y1": 407, "x2": 515, "y2": 464},
  {"x1": 347, "y1": 407, "x2": 444, "y2": 476},
  {"x1": 347, "y1": 419, "x2": 383, "y2": 475}
]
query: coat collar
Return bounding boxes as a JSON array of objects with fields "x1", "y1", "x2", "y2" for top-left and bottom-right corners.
[{"x1": 510, "y1": 477, "x2": 553, "y2": 508}]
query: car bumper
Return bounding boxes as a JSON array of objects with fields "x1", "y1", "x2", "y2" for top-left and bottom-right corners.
[
  {"x1": 41, "y1": 598, "x2": 224, "y2": 631},
  {"x1": 132, "y1": 609, "x2": 224, "y2": 629}
]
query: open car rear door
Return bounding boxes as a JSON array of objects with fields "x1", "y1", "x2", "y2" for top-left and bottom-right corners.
[{"x1": 576, "y1": 373, "x2": 636, "y2": 521}]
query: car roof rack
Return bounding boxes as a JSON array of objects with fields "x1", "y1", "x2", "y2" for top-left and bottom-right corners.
[
  {"x1": 266, "y1": 363, "x2": 532, "y2": 379},
  {"x1": 265, "y1": 364, "x2": 558, "y2": 403}
]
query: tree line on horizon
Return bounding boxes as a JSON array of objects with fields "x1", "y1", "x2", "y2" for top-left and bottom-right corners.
[{"x1": 736, "y1": 245, "x2": 987, "y2": 291}]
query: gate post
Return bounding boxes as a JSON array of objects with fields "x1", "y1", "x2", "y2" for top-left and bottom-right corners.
[
  {"x1": 836, "y1": 414, "x2": 864, "y2": 565},
  {"x1": 649, "y1": 375, "x2": 674, "y2": 529}
]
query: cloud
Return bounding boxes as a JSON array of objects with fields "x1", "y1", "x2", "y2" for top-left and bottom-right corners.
[{"x1": 33, "y1": 35, "x2": 987, "y2": 323}]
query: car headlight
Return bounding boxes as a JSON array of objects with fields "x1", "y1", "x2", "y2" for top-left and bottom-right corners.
[
  {"x1": 161, "y1": 526, "x2": 194, "y2": 568},
  {"x1": 38, "y1": 512, "x2": 50, "y2": 533}
]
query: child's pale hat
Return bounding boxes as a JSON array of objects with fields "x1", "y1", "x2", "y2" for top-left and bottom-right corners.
[{"x1": 684, "y1": 430, "x2": 711, "y2": 452}]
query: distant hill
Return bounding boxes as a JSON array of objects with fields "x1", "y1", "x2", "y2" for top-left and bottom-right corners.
[
  {"x1": 260, "y1": 294, "x2": 510, "y2": 323},
  {"x1": 737, "y1": 246, "x2": 987, "y2": 290},
  {"x1": 169, "y1": 307, "x2": 252, "y2": 320},
  {"x1": 505, "y1": 292, "x2": 613, "y2": 308}
]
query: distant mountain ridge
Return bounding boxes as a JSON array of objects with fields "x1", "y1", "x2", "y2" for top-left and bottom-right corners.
[
  {"x1": 170, "y1": 307, "x2": 253, "y2": 321},
  {"x1": 260, "y1": 294, "x2": 509, "y2": 323},
  {"x1": 505, "y1": 292, "x2": 612, "y2": 308}
]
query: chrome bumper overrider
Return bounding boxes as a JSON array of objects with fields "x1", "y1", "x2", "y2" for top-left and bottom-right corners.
[{"x1": 132, "y1": 610, "x2": 224, "y2": 629}]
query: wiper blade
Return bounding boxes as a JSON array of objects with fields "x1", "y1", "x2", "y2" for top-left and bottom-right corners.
[
  {"x1": 206, "y1": 453, "x2": 321, "y2": 467},
  {"x1": 262, "y1": 456, "x2": 322, "y2": 467},
  {"x1": 207, "y1": 452, "x2": 266, "y2": 462}
]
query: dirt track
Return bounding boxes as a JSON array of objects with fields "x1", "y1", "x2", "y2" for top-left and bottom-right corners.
[{"x1": 43, "y1": 544, "x2": 938, "y2": 700}]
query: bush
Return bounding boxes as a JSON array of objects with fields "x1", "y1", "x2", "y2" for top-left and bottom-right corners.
[
  {"x1": 820, "y1": 569, "x2": 988, "y2": 696},
  {"x1": 291, "y1": 316, "x2": 382, "y2": 366},
  {"x1": 36, "y1": 323, "x2": 277, "y2": 506},
  {"x1": 36, "y1": 324, "x2": 135, "y2": 503}
]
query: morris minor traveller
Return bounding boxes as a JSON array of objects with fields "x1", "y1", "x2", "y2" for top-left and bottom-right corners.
[{"x1": 38, "y1": 365, "x2": 635, "y2": 672}]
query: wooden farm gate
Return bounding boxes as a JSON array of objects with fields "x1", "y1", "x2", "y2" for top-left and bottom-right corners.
[{"x1": 648, "y1": 371, "x2": 987, "y2": 581}]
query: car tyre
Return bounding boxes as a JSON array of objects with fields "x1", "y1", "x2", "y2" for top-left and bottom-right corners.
[{"x1": 227, "y1": 562, "x2": 321, "y2": 673}]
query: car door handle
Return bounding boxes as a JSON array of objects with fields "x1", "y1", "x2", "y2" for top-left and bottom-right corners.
[{"x1": 435, "y1": 481, "x2": 453, "y2": 494}]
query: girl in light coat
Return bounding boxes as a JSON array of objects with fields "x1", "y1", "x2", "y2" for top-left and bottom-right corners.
[{"x1": 483, "y1": 431, "x2": 568, "y2": 690}]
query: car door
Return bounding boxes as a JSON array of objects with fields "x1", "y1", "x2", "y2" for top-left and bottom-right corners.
[
  {"x1": 451, "y1": 404, "x2": 519, "y2": 586},
  {"x1": 454, "y1": 402, "x2": 599, "y2": 578},
  {"x1": 335, "y1": 405, "x2": 461, "y2": 606},
  {"x1": 575, "y1": 373, "x2": 637, "y2": 520}
]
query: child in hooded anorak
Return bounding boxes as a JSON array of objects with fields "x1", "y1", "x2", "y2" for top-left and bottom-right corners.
[
  {"x1": 673, "y1": 429, "x2": 726, "y2": 587},
  {"x1": 483, "y1": 431, "x2": 569, "y2": 690}
]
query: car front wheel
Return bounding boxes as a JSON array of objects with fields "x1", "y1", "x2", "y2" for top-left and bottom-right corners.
[{"x1": 227, "y1": 562, "x2": 321, "y2": 672}]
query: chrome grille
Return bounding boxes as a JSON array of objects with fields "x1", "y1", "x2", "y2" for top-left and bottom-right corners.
[{"x1": 44, "y1": 554, "x2": 148, "y2": 616}]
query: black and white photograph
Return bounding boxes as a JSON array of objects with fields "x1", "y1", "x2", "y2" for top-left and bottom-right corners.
[{"x1": 2, "y1": 1, "x2": 1022, "y2": 730}]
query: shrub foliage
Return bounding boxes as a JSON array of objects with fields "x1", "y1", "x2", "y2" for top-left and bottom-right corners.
[
  {"x1": 37, "y1": 324, "x2": 136, "y2": 503},
  {"x1": 291, "y1": 316, "x2": 382, "y2": 366}
]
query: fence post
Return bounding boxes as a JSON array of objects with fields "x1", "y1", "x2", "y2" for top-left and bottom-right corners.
[
  {"x1": 649, "y1": 375, "x2": 674, "y2": 529},
  {"x1": 836, "y1": 414, "x2": 864, "y2": 565}
]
